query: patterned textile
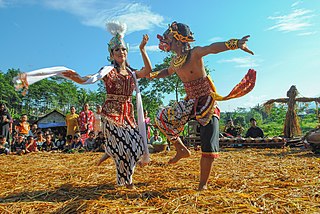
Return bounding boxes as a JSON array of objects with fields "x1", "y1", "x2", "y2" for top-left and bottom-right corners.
[
  {"x1": 78, "y1": 111, "x2": 94, "y2": 133},
  {"x1": 101, "y1": 69, "x2": 136, "y2": 127},
  {"x1": 156, "y1": 69, "x2": 256, "y2": 140},
  {"x1": 104, "y1": 120, "x2": 144, "y2": 186}
]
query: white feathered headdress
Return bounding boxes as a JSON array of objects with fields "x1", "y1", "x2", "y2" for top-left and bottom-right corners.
[{"x1": 106, "y1": 21, "x2": 128, "y2": 53}]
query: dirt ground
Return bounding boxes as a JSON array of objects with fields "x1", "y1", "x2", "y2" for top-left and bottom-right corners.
[{"x1": 0, "y1": 148, "x2": 319, "y2": 213}]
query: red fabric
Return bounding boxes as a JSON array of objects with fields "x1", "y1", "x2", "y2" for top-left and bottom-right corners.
[{"x1": 222, "y1": 69, "x2": 256, "y2": 100}]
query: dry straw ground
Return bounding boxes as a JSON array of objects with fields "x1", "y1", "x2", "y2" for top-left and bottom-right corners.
[{"x1": 0, "y1": 148, "x2": 319, "y2": 213}]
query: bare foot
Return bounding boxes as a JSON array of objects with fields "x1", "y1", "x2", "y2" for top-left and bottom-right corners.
[
  {"x1": 126, "y1": 183, "x2": 136, "y2": 189},
  {"x1": 198, "y1": 183, "x2": 208, "y2": 191},
  {"x1": 168, "y1": 148, "x2": 191, "y2": 164},
  {"x1": 96, "y1": 153, "x2": 110, "y2": 166}
]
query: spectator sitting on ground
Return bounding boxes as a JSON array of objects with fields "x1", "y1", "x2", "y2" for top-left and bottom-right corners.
[
  {"x1": 223, "y1": 119, "x2": 238, "y2": 137},
  {"x1": 41, "y1": 135, "x2": 55, "y2": 152},
  {"x1": 12, "y1": 134, "x2": 26, "y2": 155},
  {"x1": 94, "y1": 131, "x2": 106, "y2": 152},
  {"x1": 55, "y1": 133, "x2": 66, "y2": 150},
  {"x1": 84, "y1": 131, "x2": 96, "y2": 152},
  {"x1": 64, "y1": 135, "x2": 73, "y2": 151},
  {"x1": 25, "y1": 135, "x2": 38, "y2": 153},
  {"x1": 0, "y1": 135, "x2": 10, "y2": 155},
  {"x1": 71, "y1": 134, "x2": 84, "y2": 151},
  {"x1": 245, "y1": 118, "x2": 264, "y2": 138},
  {"x1": 35, "y1": 131, "x2": 45, "y2": 150},
  {"x1": 28, "y1": 123, "x2": 38, "y2": 137},
  {"x1": 149, "y1": 130, "x2": 163, "y2": 145},
  {"x1": 10, "y1": 131, "x2": 18, "y2": 151}
]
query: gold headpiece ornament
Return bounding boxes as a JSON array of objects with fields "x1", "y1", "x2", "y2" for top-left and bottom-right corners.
[{"x1": 168, "y1": 22, "x2": 195, "y2": 43}]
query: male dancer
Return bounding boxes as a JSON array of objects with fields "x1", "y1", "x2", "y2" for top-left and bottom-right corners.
[{"x1": 151, "y1": 22, "x2": 255, "y2": 190}]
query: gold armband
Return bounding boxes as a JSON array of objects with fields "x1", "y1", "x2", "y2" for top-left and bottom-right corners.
[
  {"x1": 225, "y1": 39, "x2": 238, "y2": 50},
  {"x1": 150, "y1": 71, "x2": 160, "y2": 79}
]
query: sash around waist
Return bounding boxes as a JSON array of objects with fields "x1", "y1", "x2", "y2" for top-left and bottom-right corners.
[{"x1": 106, "y1": 94, "x2": 132, "y2": 102}]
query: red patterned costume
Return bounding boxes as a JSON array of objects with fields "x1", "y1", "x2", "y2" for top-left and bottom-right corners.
[{"x1": 101, "y1": 68, "x2": 136, "y2": 127}]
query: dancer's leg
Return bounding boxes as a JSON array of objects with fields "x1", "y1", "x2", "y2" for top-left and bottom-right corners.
[
  {"x1": 198, "y1": 156, "x2": 214, "y2": 190},
  {"x1": 198, "y1": 116, "x2": 220, "y2": 190},
  {"x1": 168, "y1": 137, "x2": 191, "y2": 164},
  {"x1": 96, "y1": 153, "x2": 110, "y2": 166}
]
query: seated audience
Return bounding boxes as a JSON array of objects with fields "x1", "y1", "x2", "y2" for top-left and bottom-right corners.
[
  {"x1": 25, "y1": 136, "x2": 38, "y2": 153},
  {"x1": 223, "y1": 119, "x2": 238, "y2": 137},
  {"x1": 55, "y1": 133, "x2": 66, "y2": 150},
  {"x1": 35, "y1": 131, "x2": 45, "y2": 150},
  {"x1": 12, "y1": 134, "x2": 26, "y2": 155},
  {"x1": 41, "y1": 135, "x2": 55, "y2": 152},
  {"x1": 94, "y1": 131, "x2": 106, "y2": 152},
  {"x1": 71, "y1": 134, "x2": 84, "y2": 151},
  {"x1": 84, "y1": 131, "x2": 96, "y2": 152},
  {"x1": 149, "y1": 130, "x2": 163, "y2": 145},
  {"x1": 0, "y1": 135, "x2": 10, "y2": 155},
  {"x1": 245, "y1": 118, "x2": 264, "y2": 138}
]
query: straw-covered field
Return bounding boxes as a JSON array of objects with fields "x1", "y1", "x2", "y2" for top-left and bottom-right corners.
[{"x1": 0, "y1": 148, "x2": 319, "y2": 213}]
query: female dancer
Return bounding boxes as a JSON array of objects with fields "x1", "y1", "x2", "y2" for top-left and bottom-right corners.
[{"x1": 14, "y1": 21, "x2": 152, "y2": 188}]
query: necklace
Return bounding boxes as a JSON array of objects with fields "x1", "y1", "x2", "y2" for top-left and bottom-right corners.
[{"x1": 171, "y1": 52, "x2": 189, "y2": 69}]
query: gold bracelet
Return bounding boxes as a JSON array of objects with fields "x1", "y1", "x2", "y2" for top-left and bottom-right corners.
[
  {"x1": 225, "y1": 39, "x2": 238, "y2": 50},
  {"x1": 150, "y1": 71, "x2": 160, "y2": 79}
]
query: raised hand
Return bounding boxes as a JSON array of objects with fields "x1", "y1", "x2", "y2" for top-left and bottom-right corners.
[
  {"x1": 139, "y1": 34, "x2": 149, "y2": 50},
  {"x1": 238, "y1": 35, "x2": 254, "y2": 55}
]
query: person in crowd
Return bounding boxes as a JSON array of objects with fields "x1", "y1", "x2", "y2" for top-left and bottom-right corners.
[
  {"x1": 0, "y1": 103, "x2": 13, "y2": 143},
  {"x1": 0, "y1": 135, "x2": 10, "y2": 155},
  {"x1": 66, "y1": 106, "x2": 79, "y2": 138},
  {"x1": 78, "y1": 103, "x2": 94, "y2": 142},
  {"x1": 41, "y1": 135, "x2": 55, "y2": 152},
  {"x1": 71, "y1": 134, "x2": 84, "y2": 152},
  {"x1": 28, "y1": 123, "x2": 38, "y2": 137},
  {"x1": 94, "y1": 104, "x2": 103, "y2": 135},
  {"x1": 11, "y1": 134, "x2": 26, "y2": 155},
  {"x1": 94, "y1": 131, "x2": 106, "y2": 152},
  {"x1": 10, "y1": 131, "x2": 18, "y2": 151},
  {"x1": 151, "y1": 21, "x2": 255, "y2": 190},
  {"x1": 15, "y1": 114, "x2": 30, "y2": 137},
  {"x1": 245, "y1": 118, "x2": 264, "y2": 138},
  {"x1": 55, "y1": 133, "x2": 66, "y2": 151},
  {"x1": 35, "y1": 131, "x2": 45, "y2": 150},
  {"x1": 149, "y1": 129, "x2": 163, "y2": 145},
  {"x1": 223, "y1": 119, "x2": 238, "y2": 137},
  {"x1": 64, "y1": 135, "x2": 73, "y2": 151},
  {"x1": 25, "y1": 135, "x2": 38, "y2": 153},
  {"x1": 84, "y1": 131, "x2": 96, "y2": 152}
]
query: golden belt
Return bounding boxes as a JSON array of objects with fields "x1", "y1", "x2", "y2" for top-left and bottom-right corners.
[{"x1": 106, "y1": 94, "x2": 132, "y2": 102}]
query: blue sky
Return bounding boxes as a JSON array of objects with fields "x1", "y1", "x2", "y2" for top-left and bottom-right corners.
[{"x1": 1, "y1": 0, "x2": 319, "y2": 112}]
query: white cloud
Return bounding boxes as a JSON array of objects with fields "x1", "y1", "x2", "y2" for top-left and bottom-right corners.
[
  {"x1": 41, "y1": 0, "x2": 165, "y2": 34},
  {"x1": 291, "y1": 1, "x2": 302, "y2": 8},
  {"x1": 298, "y1": 31, "x2": 317, "y2": 36},
  {"x1": 130, "y1": 44, "x2": 160, "y2": 52},
  {"x1": 218, "y1": 57, "x2": 259, "y2": 68},
  {"x1": 267, "y1": 8, "x2": 315, "y2": 33}
]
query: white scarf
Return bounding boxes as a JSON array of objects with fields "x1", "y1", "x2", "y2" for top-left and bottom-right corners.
[{"x1": 13, "y1": 66, "x2": 150, "y2": 164}]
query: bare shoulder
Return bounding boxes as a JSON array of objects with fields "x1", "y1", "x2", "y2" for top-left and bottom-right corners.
[{"x1": 190, "y1": 46, "x2": 207, "y2": 58}]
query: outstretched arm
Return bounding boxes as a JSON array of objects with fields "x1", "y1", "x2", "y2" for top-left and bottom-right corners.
[
  {"x1": 194, "y1": 35, "x2": 254, "y2": 58},
  {"x1": 149, "y1": 67, "x2": 175, "y2": 79},
  {"x1": 61, "y1": 71, "x2": 92, "y2": 84},
  {"x1": 136, "y1": 35, "x2": 153, "y2": 79}
]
